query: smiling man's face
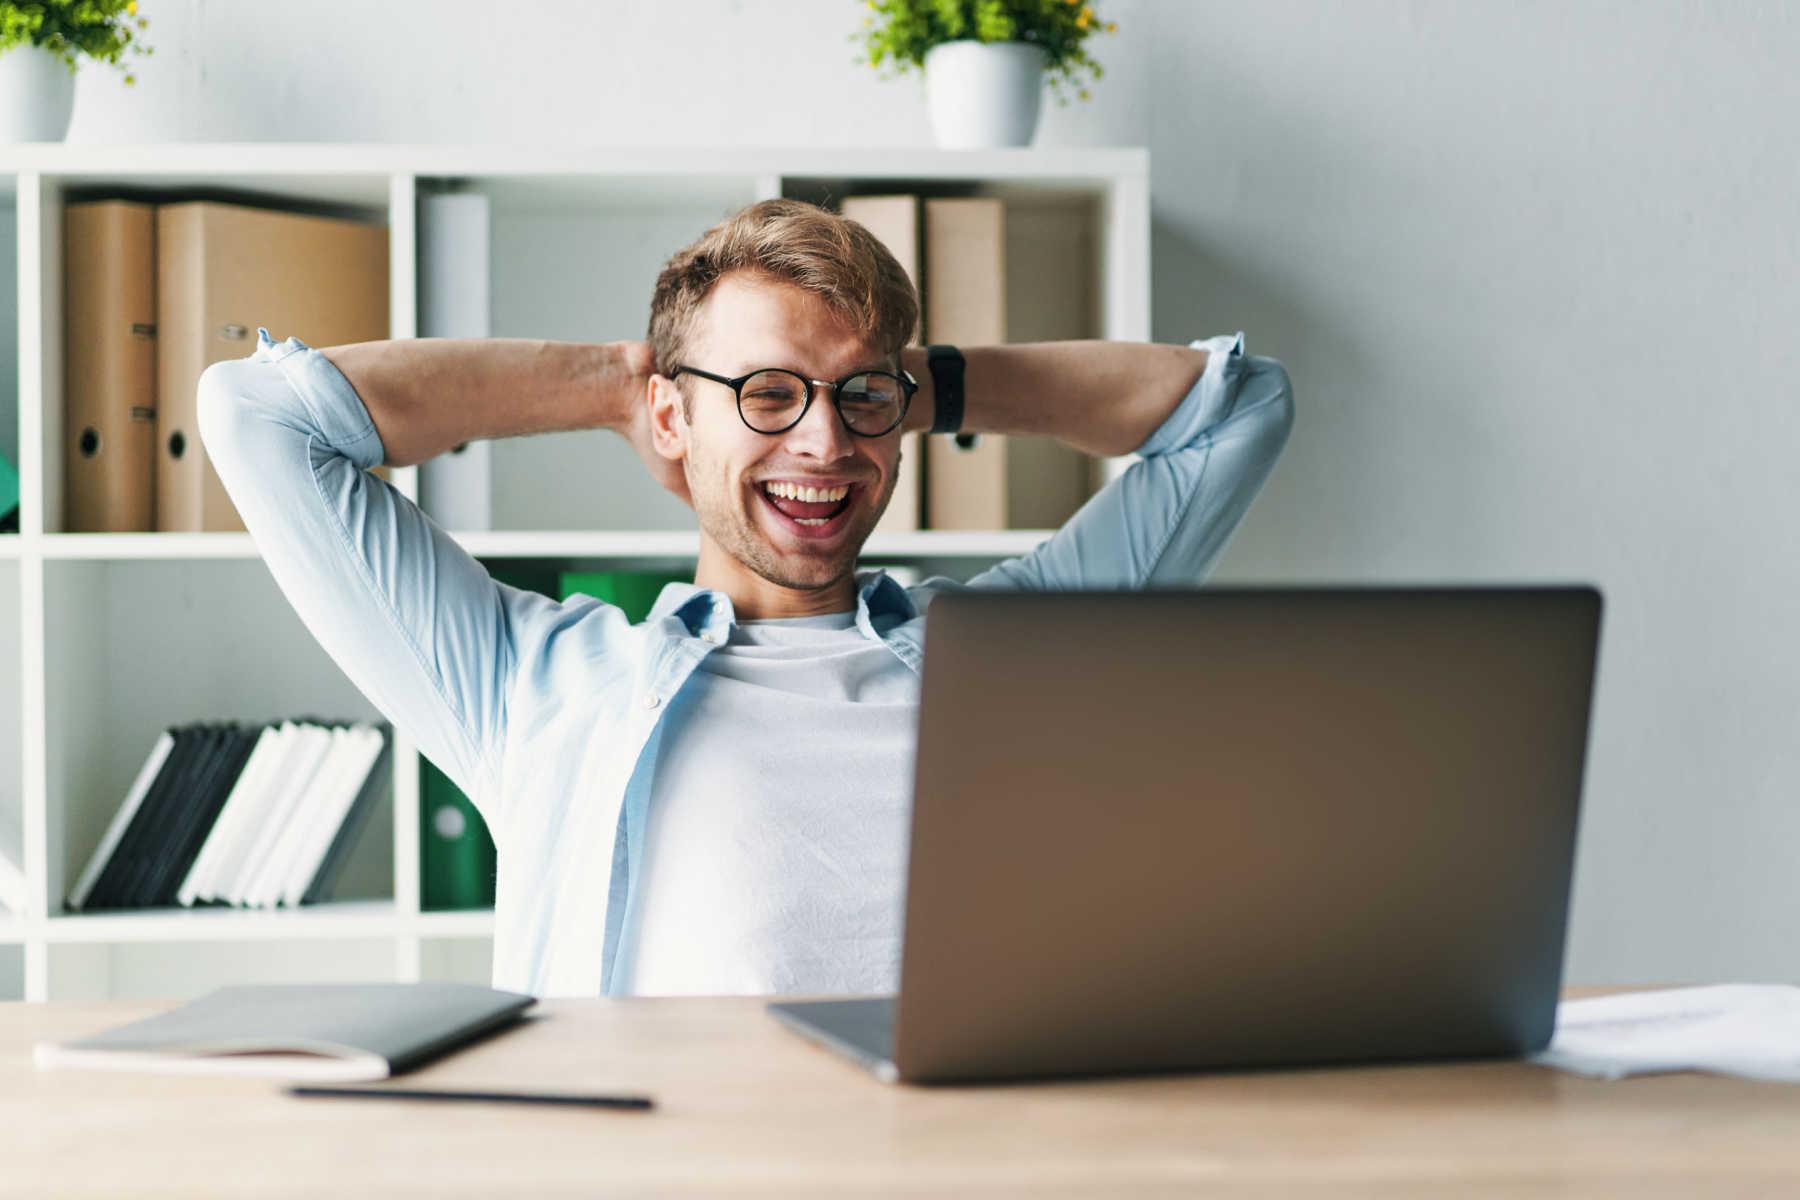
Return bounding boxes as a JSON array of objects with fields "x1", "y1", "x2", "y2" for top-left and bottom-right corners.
[{"x1": 650, "y1": 270, "x2": 907, "y2": 601}]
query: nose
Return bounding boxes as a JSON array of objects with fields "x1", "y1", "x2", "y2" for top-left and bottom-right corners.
[{"x1": 780, "y1": 382, "x2": 856, "y2": 463}]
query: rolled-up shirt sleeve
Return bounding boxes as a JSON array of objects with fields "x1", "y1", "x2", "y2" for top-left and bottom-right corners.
[
  {"x1": 965, "y1": 331, "x2": 1294, "y2": 590},
  {"x1": 196, "y1": 327, "x2": 541, "y2": 829}
]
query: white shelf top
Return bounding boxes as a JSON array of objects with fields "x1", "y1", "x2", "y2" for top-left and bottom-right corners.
[
  {"x1": 32, "y1": 529, "x2": 1050, "y2": 561},
  {"x1": 1, "y1": 144, "x2": 1146, "y2": 210},
  {"x1": 415, "y1": 909, "x2": 497, "y2": 940},
  {"x1": 39, "y1": 898, "x2": 401, "y2": 942},
  {"x1": 0, "y1": 142, "x2": 1147, "y2": 181},
  {"x1": 14, "y1": 901, "x2": 496, "y2": 943},
  {"x1": 40, "y1": 533, "x2": 263, "y2": 559}
]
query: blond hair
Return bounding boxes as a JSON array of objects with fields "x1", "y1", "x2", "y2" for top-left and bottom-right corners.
[{"x1": 646, "y1": 198, "x2": 919, "y2": 391}]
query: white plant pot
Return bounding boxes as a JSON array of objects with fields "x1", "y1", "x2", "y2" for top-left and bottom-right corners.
[
  {"x1": 923, "y1": 40, "x2": 1046, "y2": 149},
  {"x1": 0, "y1": 42, "x2": 77, "y2": 143}
]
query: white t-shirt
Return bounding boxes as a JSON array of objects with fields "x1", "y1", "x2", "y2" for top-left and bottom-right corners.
[{"x1": 608, "y1": 610, "x2": 919, "y2": 996}]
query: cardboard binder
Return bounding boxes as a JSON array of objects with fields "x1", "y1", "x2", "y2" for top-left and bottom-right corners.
[
  {"x1": 63, "y1": 200, "x2": 158, "y2": 532},
  {"x1": 155, "y1": 201, "x2": 390, "y2": 533},
  {"x1": 840, "y1": 195, "x2": 924, "y2": 534},
  {"x1": 923, "y1": 197, "x2": 1093, "y2": 531}
]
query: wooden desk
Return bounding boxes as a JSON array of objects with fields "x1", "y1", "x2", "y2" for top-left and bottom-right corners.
[{"x1": 7, "y1": 993, "x2": 1800, "y2": 1198}]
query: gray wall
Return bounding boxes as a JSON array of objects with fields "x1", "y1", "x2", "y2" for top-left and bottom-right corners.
[
  {"x1": 1146, "y1": 2, "x2": 1800, "y2": 987},
  {"x1": 55, "y1": 0, "x2": 1800, "y2": 985}
]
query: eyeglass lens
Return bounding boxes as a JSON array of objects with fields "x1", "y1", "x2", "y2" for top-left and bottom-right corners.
[{"x1": 737, "y1": 369, "x2": 905, "y2": 434}]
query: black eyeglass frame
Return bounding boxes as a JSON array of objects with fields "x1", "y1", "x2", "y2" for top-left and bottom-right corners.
[{"x1": 668, "y1": 363, "x2": 918, "y2": 438}]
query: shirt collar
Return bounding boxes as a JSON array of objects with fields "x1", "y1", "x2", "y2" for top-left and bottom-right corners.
[{"x1": 646, "y1": 567, "x2": 917, "y2": 642}]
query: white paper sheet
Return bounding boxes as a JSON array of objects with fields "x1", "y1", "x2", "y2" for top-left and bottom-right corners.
[{"x1": 1533, "y1": 984, "x2": 1800, "y2": 1082}]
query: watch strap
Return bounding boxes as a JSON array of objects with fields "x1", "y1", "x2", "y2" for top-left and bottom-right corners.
[{"x1": 926, "y1": 344, "x2": 965, "y2": 435}]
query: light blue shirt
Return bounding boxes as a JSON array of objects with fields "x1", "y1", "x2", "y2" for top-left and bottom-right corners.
[{"x1": 196, "y1": 327, "x2": 1294, "y2": 998}]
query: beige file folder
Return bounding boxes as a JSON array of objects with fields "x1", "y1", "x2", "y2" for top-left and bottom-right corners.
[
  {"x1": 64, "y1": 200, "x2": 158, "y2": 532},
  {"x1": 156, "y1": 201, "x2": 390, "y2": 533},
  {"x1": 923, "y1": 198, "x2": 1093, "y2": 531},
  {"x1": 841, "y1": 194, "x2": 923, "y2": 535}
]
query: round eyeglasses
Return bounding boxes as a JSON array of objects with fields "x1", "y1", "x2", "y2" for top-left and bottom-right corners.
[{"x1": 669, "y1": 364, "x2": 916, "y2": 437}]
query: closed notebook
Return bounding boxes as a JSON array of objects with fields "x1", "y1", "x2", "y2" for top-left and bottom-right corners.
[
  {"x1": 33, "y1": 982, "x2": 536, "y2": 1081},
  {"x1": 83, "y1": 725, "x2": 206, "y2": 910}
]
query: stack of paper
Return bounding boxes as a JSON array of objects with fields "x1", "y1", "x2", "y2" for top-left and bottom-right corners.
[
  {"x1": 1534, "y1": 985, "x2": 1800, "y2": 1082},
  {"x1": 67, "y1": 718, "x2": 391, "y2": 912}
]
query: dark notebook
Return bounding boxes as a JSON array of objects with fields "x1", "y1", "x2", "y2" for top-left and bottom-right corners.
[
  {"x1": 85, "y1": 725, "x2": 206, "y2": 910},
  {"x1": 142, "y1": 723, "x2": 264, "y2": 908},
  {"x1": 33, "y1": 982, "x2": 536, "y2": 1080},
  {"x1": 118, "y1": 723, "x2": 234, "y2": 908}
]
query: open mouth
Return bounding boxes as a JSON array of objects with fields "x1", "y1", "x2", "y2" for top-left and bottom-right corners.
[{"x1": 755, "y1": 478, "x2": 859, "y2": 541}]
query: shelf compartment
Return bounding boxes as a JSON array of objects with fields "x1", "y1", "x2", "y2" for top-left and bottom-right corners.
[
  {"x1": 1, "y1": 560, "x2": 20, "y2": 922},
  {"x1": 416, "y1": 171, "x2": 771, "y2": 534},
  {"x1": 0, "y1": 943, "x2": 19, "y2": 999},
  {"x1": 33, "y1": 172, "x2": 392, "y2": 537},
  {"x1": 418, "y1": 934, "x2": 494, "y2": 987},
  {"x1": 45, "y1": 933, "x2": 400, "y2": 1002},
  {"x1": 42, "y1": 558, "x2": 393, "y2": 919}
]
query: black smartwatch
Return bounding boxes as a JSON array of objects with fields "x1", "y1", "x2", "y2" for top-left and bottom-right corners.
[{"x1": 926, "y1": 344, "x2": 966, "y2": 435}]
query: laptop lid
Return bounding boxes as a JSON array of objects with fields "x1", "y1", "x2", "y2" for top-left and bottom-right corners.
[{"x1": 893, "y1": 586, "x2": 1602, "y2": 1084}]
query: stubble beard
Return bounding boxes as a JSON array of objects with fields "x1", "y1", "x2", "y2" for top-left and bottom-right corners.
[{"x1": 688, "y1": 447, "x2": 899, "y2": 593}]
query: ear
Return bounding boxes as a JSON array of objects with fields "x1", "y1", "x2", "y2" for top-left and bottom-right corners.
[{"x1": 647, "y1": 374, "x2": 689, "y2": 463}]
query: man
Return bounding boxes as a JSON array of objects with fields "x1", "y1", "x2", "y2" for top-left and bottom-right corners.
[{"x1": 197, "y1": 198, "x2": 1294, "y2": 999}]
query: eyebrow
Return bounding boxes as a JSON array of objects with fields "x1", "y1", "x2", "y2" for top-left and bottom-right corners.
[{"x1": 733, "y1": 360, "x2": 895, "y2": 378}]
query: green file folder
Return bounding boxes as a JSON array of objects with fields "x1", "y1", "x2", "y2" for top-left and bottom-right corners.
[
  {"x1": 557, "y1": 569, "x2": 689, "y2": 624},
  {"x1": 0, "y1": 448, "x2": 19, "y2": 532},
  {"x1": 419, "y1": 561, "x2": 544, "y2": 912},
  {"x1": 420, "y1": 754, "x2": 495, "y2": 911}
]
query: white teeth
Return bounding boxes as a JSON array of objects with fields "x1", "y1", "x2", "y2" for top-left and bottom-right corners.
[
  {"x1": 762, "y1": 481, "x2": 849, "y2": 503},
  {"x1": 795, "y1": 518, "x2": 828, "y2": 526}
]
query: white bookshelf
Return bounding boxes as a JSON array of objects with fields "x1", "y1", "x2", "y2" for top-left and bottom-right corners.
[{"x1": 0, "y1": 144, "x2": 1151, "y2": 1003}]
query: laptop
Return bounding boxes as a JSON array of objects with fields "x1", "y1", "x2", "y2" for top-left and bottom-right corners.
[{"x1": 768, "y1": 586, "x2": 1603, "y2": 1084}]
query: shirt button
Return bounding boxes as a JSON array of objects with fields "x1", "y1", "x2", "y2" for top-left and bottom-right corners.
[{"x1": 643, "y1": 693, "x2": 661, "y2": 709}]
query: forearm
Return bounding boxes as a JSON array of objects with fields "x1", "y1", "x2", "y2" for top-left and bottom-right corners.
[
  {"x1": 900, "y1": 341, "x2": 1210, "y2": 458},
  {"x1": 319, "y1": 337, "x2": 651, "y2": 468}
]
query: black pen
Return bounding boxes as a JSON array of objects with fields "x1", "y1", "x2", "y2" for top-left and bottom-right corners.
[{"x1": 286, "y1": 1084, "x2": 654, "y2": 1110}]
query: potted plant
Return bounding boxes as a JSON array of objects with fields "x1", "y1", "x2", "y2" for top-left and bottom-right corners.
[
  {"x1": 855, "y1": 0, "x2": 1116, "y2": 149},
  {"x1": 1, "y1": 0, "x2": 152, "y2": 143}
]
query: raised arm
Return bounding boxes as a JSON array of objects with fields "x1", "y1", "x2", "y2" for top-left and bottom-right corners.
[
  {"x1": 320, "y1": 335, "x2": 688, "y2": 504},
  {"x1": 900, "y1": 332, "x2": 1295, "y2": 590},
  {"x1": 898, "y1": 338, "x2": 1211, "y2": 457},
  {"x1": 195, "y1": 329, "x2": 661, "y2": 829}
]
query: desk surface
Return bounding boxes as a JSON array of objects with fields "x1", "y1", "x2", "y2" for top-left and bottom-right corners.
[{"x1": 8, "y1": 993, "x2": 1800, "y2": 1198}]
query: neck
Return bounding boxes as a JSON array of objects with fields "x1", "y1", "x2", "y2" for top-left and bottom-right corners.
[{"x1": 693, "y1": 536, "x2": 858, "y2": 620}]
